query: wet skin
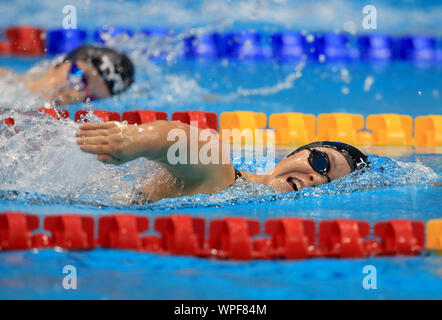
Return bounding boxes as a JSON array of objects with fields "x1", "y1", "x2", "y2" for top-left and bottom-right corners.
[
  {"x1": 75, "y1": 121, "x2": 353, "y2": 202},
  {"x1": 241, "y1": 148, "x2": 352, "y2": 192},
  {"x1": 26, "y1": 60, "x2": 111, "y2": 106}
]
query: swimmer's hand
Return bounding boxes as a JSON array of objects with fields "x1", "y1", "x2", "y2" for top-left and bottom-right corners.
[{"x1": 75, "y1": 121, "x2": 148, "y2": 165}]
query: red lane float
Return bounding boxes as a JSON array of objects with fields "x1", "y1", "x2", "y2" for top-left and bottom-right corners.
[
  {"x1": 98, "y1": 214, "x2": 149, "y2": 250},
  {"x1": 154, "y1": 215, "x2": 206, "y2": 256},
  {"x1": 75, "y1": 110, "x2": 121, "y2": 123},
  {"x1": 122, "y1": 110, "x2": 168, "y2": 125},
  {"x1": 5, "y1": 26, "x2": 45, "y2": 56},
  {"x1": 38, "y1": 108, "x2": 70, "y2": 120},
  {"x1": 264, "y1": 218, "x2": 315, "y2": 259},
  {"x1": 252, "y1": 237, "x2": 274, "y2": 259},
  {"x1": 0, "y1": 41, "x2": 11, "y2": 54},
  {"x1": 0, "y1": 212, "x2": 431, "y2": 260},
  {"x1": 142, "y1": 234, "x2": 163, "y2": 252},
  {"x1": 0, "y1": 212, "x2": 39, "y2": 250},
  {"x1": 44, "y1": 215, "x2": 94, "y2": 250},
  {"x1": 318, "y1": 219, "x2": 371, "y2": 258},
  {"x1": 172, "y1": 111, "x2": 218, "y2": 131},
  {"x1": 374, "y1": 219, "x2": 425, "y2": 255},
  {"x1": 209, "y1": 217, "x2": 260, "y2": 260}
]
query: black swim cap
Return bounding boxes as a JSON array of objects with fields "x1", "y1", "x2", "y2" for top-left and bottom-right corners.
[
  {"x1": 286, "y1": 141, "x2": 370, "y2": 172},
  {"x1": 64, "y1": 45, "x2": 135, "y2": 95}
]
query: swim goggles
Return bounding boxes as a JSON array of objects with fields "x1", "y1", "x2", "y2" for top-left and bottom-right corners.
[
  {"x1": 68, "y1": 62, "x2": 95, "y2": 101},
  {"x1": 287, "y1": 148, "x2": 331, "y2": 182}
]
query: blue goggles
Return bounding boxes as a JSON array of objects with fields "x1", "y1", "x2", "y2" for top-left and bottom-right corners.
[{"x1": 68, "y1": 62, "x2": 95, "y2": 101}]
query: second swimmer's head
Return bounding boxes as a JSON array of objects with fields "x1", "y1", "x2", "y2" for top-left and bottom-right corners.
[
  {"x1": 38, "y1": 45, "x2": 135, "y2": 106},
  {"x1": 265, "y1": 141, "x2": 370, "y2": 192}
]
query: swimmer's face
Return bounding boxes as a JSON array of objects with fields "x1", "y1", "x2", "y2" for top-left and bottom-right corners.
[
  {"x1": 266, "y1": 147, "x2": 352, "y2": 192},
  {"x1": 40, "y1": 60, "x2": 111, "y2": 106}
]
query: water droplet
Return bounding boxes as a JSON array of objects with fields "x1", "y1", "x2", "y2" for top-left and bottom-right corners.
[{"x1": 306, "y1": 34, "x2": 315, "y2": 43}]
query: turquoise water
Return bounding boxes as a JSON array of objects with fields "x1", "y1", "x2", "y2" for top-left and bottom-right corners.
[{"x1": 0, "y1": 0, "x2": 442, "y2": 299}]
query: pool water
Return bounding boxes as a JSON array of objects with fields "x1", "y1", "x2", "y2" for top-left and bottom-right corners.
[
  {"x1": 0, "y1": 152, "x2": 441, "y2": 299},
  {"x1": 1, "y1": 0, "x2": 442, "y2": 300}
]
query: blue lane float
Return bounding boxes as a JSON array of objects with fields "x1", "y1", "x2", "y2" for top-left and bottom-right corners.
[
  {"x1": 312, "y1": 32, "x2": 350, "y2": 61},
  {"x1": 271, "y1": 32, "x2": 304, "y2": 60},
  {"x1": 358, "y1": 34, "x2": 394, "y2": 61},
  {"x1": 222, "y1": 31, "x2": 272, "y2": 60},
  {"x1": 236, "y1": 31, "x2": 263, "y2": 59},
  {"x1": 5, "y1": 24, "x2": 442, "y2": 64},
  {"x1": 183, "y1": 33, "x2": 221, "y2": 58},
  {"x1": 46, "y1": 29, "x2": 87, "y2": 55},
  {"x1": 399, "y1": 35, "x2": 436, "y2": 61}
]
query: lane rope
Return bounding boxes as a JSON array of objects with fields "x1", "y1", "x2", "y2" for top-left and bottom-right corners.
[{"x1": 1, "y1": 212, "x2": 440, "y2": 260}]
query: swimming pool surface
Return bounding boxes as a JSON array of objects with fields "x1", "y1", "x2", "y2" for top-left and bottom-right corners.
[{"x1": 0, "y1": 0, "x2": 441, "y2": 300}]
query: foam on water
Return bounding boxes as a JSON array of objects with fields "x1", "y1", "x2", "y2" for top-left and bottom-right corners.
[
  {"x1": 0, "y1": 70, "x2": 45, "y2": 110},
  {"x1": 0, "y1": 108, "x2": 157, "y2": 207}
]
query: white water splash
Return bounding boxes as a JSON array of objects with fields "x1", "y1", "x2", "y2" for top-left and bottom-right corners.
[
  {"x1": 0, "y1": 71, "x2": 44, "y2": 110},
  {"x1": 0, "y1": 108, "x2": 155, "y2": 206},
  {"x1": 233, "y1": 56, "x2": 306, "y2": 98}
]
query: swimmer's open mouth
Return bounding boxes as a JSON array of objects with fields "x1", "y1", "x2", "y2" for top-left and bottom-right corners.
[{"x1": 287, "y1": 177, "x2": 299, "y2": 192}]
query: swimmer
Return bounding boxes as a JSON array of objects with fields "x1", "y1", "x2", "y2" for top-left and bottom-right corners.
[
  {"x1": 1, "y1": 45, "x2": 134, "y2": 106},
  {"x1": 75, "y1": 120, "x2": 370, "y2": 203}
]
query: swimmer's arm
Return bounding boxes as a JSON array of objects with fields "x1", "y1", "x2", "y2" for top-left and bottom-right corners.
[
  {"x1": 76, "y1": 120, "x2": 235, "y2": 191},
  {"x1": 77, "y1": 120, "x2": 204, "y2": 163}
]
